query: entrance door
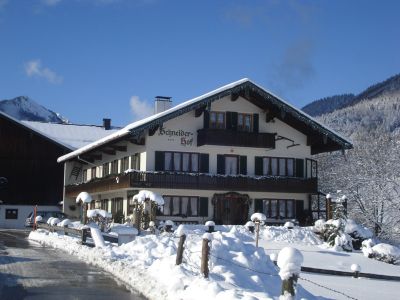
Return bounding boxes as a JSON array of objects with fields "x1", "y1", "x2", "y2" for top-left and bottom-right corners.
[{"x1": 214, "y1": 193, "x2": 249, "y2": 225}]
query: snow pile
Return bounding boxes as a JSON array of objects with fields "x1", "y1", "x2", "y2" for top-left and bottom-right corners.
[
  {"x1": 76, "y1": 191, "x2": 92, "y2": 204},
  {"x1": 87, "y1": 209, "x2": 112, "y2": 218},
  {"x1": 251, "y1": 213, "x2": 266, "y2": 223},
  {"x1": 29, "y1": 226, "x2": 317, "y2": 300},
  {"x1": 110, "y1": 225, "x2": 138, "y2": 235},
  {"x1": 312, "y1": 219, "x2": 326, "y2": 233},
  {"x1": 277, "y1": 247, "x2": 303, "y2": 280},
  {"x1": 50, "y1": 218, "x2": 60, "y2": 226},
  {"x1": 90, "y1": 227, "x2": 106, "y2": 248},
  {"x1": 58, "y1": 219, "x2": 72, "y2": 227},
  {"x1": 263, "y1": 226, "x2": 322, "y2": 245},
  {"x1": 362, "y1": 240, "x2": 400, "y2": 264},
  {"x1": 133, "y1": 190, "x2": 164, "y2": 205},
  {"x1": 35, "y1": 215, "x2": 43, "y2": 223}
]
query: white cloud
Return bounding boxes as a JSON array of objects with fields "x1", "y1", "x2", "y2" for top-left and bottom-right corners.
[
  {"x1": 130, "y1": 96, "x2": 153, "y2": 121},
  {"x1": 24, "y1": 59, "x2": 63, "y2": 84},
  {"x1": 41, "y1": 0, "x2": 62, "y2": 6}
]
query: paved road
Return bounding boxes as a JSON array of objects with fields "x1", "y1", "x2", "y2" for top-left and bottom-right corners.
[{"x1": 0, "y1": 229, "x2": 146, "y2": 300}]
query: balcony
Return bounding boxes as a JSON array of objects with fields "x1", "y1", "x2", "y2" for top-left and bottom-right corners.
[
  {"x1": 65, "y1": 171, "x2": 317, "y2": 197},
  {"x1": 197, "y1": 129, "x2": 276, "y2": 148}
]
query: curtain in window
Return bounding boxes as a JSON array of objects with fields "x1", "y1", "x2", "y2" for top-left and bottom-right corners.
[
  {"x1": 163, "y1": 197, "x2": 171, "y2": 215},
  {"x1": 306, "y1": 160, "x2": 312, "y2": 178},
  {"x1": 182, "y1": 153, "x2": 190, "y2": 172},
  {"x1": 244, "y1": 115, "x2": 251, "y2": 131},
  {"x1": 181, "y1": 197, "x2": 189, "y2": 215},
  {"x1": 279, "y1": 158, "x2": 286, "y2": 176},
  {"x1": 262, "y1": 158, "x2": 270, "y2": 175},
  {"x1": 279, "y1": 200, "x2": 286, "y2": 218},
  {"x1": 287, "y1": 201, "x2": 294, "y2": 218},
  {"x1": 174, "y1": 153, "x2": 181, "y2": 171},
  {"x1": 164, "y1": 152, "x2": 172, "y2": 171},
  {"x1": 191, "y1": 154, "x2": 199, "y2": 172},
  {"x1": 172, "y1": 196, "x2": 180, "y2": 215},
  {"x1": 217, "y1": 113, "x2": 224, "y2": 128},
  {"x1": 190, "y1": 197, "x2": 198, "y2": 216},
  {"x1": 270, "y1": 200, "x2": 277, "y2": 218},
  {"x1": 287, "y1": 159, "x2": 294, "y2": 176},
  {"x1": 264, "y1": 200, "x2": 270, "y2": 217},
  {"x1": 271, "y1": 158, "x2": 278, "y2": 175},
  {"x1": 225, "y1": 157, "x2": 237, "y2": 175}
]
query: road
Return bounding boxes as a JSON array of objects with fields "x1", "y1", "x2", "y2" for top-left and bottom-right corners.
[{"x1": 0, "y1": 229, "x2": 146, "y2": 300}]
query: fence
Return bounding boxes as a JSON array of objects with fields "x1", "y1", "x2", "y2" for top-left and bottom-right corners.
[{"x1": 36, "y1": 223, "x2": 119, "y2": 245}]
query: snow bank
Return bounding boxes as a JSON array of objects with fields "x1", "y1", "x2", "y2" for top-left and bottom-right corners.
[
  {"x1": 29, "y1": 226, "x2": 318, "y2": 299},
  {"x1": 110, "y1": 225, "x2": 139, "y2": 235},
  {"x1": 263, "y1": 226, "x2": 322, "y2": 245},
  {"x1": 133, "y1": 190, "x2": 164, "y2": 205},
  {"x1": 90, "y1": 227, "x2": 106, "y2": 248}
]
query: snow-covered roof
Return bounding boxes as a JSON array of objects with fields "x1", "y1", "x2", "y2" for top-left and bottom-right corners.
[
  {"x1": 58, "y1": 78, "x2": 353, "y2": 162},
  {"x1": 0, "y1": 110, "x2": 118, "y2": 151},
  {"x1": 21, "y1": 120, "x2": 119, "y2": 150}
]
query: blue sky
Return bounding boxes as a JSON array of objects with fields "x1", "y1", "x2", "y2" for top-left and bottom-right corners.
[{"x1": 0, "y1": 0, "x2": 399, "y2": 126}]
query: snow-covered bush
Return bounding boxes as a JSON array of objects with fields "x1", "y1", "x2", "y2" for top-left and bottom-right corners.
[
  {"x1": 362, "y1": 241, "x2": 400, "y2": 264},
  {"x1": 345, "y1": 219, "x2": 373, "y2": 250},
  {"x1": 315, "y1": 219, "x2": 352, "y2": 251}
]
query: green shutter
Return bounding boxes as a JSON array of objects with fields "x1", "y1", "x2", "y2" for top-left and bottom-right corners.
[
  {"x1": 155, "y1": 151, "x2": 164, "y2": 171},
  {"x1": 217, "y1": 155, "x2": 225, "y2": 174},
  {"x1": 231, "y1": 112, "x2": 238, "y2": 130},
  {"x1": 226, "y1": 112, "x2": 232, "y2": 129},
  {"x1": 254, "y1": 199, "x2": 263, "y2": 213},
  {"x1": 199, "y1": 154, "x2": 209, "y2": 173},
  {"x1": 253, "y1": 113, "x2": 259, "y2": 133},
  {"x1": 254, "y1": 157, "x2": 263, "y2": 176},
  {"x1": 295, "y1": 159, "x2": 304, "y2": 178},
  {"x1": 295, "y1": 200, "x2": 304, "y2": 219},
  {"x1": 204, "y1": 111, "x2": 209, "y2": 129},
  {"x1": 199, "y1": 197, "x2": 208, "y2": 217},
  {"x1": 240, "y1": 156, "x2": 247, "y2": 175}
]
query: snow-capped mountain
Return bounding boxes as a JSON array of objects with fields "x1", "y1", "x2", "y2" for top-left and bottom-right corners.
[
  {"x1": 0, "y1": 96, "x2": 68, "y2": 123},
  {"x1": 303, "y1": 73, "x2": 400, "y2": 117}
]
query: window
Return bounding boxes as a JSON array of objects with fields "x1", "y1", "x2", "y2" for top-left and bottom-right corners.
[
  {"x1": 306, "y1": 159, "x2": 318, "y2": 178},
  {"x1": 225, "y1": 156, "x2": 238, "y2": 175},
  {"x1": 5, "y1": 209, "x2": 18, "y2": 219},
  {"x1": 130, "y1": 153, "x2": 140, "y2": 170},
  {"x1": 91, "y1": 167, "x2": 96, "y2": 180},
  {"x1": 111, "y1": 198, "x2": 123, "y2": 215},
  {"x1": 122, "y1": 156, "x2": 130, "y2": 172},
  {"x1": 111, "y1": 160, "x2": 118, "y2": 174},
  {"x1": 261, "y1": 199, "x2": 295, "y2": 219},
  {"x1": 160, "y1": 196, "x2": 199, "y2": 217},
  {"x1": 101, "y1": 199, "x2": 108, "y2": 211},
  {"x1": 238, "y1": 113, "x2": 252, "y2": 132},
  {"x1": 102, "y1": 163, "x2": 109, "y2": 177},
  {"x1": 83, "y1": 169, "x2": 88, "y2": 182},
  {"x1": 164, "y1": 152, "x2": 199, "y2": 173},
  {"x1": 261, "y1": 157, "x2": 295, "y2": 177},
  {"x1": 210, "y1": 111, "x2": 225, "y2": 129}
]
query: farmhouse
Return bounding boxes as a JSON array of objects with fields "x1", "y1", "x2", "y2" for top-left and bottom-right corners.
[
  {"x1": 58, "y1": 79, "x2": 352, "y2": 225},
  {"x1": 0, "y1": 111, "x2": 118, "y2": 228}
]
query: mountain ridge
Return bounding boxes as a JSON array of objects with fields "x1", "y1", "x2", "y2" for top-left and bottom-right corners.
[
  {"x1": 0, "y1": 96, "x2": 68, "y2": 124},
  {"x1": 302, "y1": 73, "x2": 400, "y2": 117}
]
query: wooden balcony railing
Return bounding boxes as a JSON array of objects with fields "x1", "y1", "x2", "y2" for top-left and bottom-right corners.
[
  {"x1": 65, "y1": 171, "x2": 318, "y2": 197},
  {"x1": 129, "y1": 171, "x2": 317, "y2": 193},
  {"x1": 197, "y1": 129, "x2": 276, "y2": 148}
]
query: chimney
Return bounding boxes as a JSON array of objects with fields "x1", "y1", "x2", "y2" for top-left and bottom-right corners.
[
  {"x1": 154, "y1": 96, "x2": 172, "y2": 114},
  {"x1": 103, "y1": 118, "x2": 111, "y2": 130}
]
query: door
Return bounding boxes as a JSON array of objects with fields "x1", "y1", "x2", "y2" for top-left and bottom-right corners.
[{"x1": 214, "y1": 193, "x2": 249, "y2": 225}]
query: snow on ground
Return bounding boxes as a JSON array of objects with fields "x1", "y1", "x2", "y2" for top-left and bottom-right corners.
[
  {"x1": 29, "y1": 226, "x2": 319, "y2": 300},
  {"x1": 29, "y1": 225, "x2": 400, "y2": 300}
]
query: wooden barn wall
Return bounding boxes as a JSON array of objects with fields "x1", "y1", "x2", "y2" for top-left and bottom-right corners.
[{"x1": 0, "y1": 116, "x2": 68, "y2": 206}]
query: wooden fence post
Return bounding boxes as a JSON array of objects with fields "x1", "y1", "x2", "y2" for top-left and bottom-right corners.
[
  {"x1": 281, "y1": 275, "x2": 299, "y2": 297},
  {"x1": 255, "y1": 221, "x2": 260, "y2": 248},
  {"x1": 81, "y1": 228, "x2": 88, "y2": 245},
  {"x1": 176, "y1": 234, "x2": 186, "y2": 265},
  {"x1": 201, "y1": 238, "x2": 210, "y2": 278},
  {"x1": 64, "y1": 225, "x2": 69, "y2": 236}
]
